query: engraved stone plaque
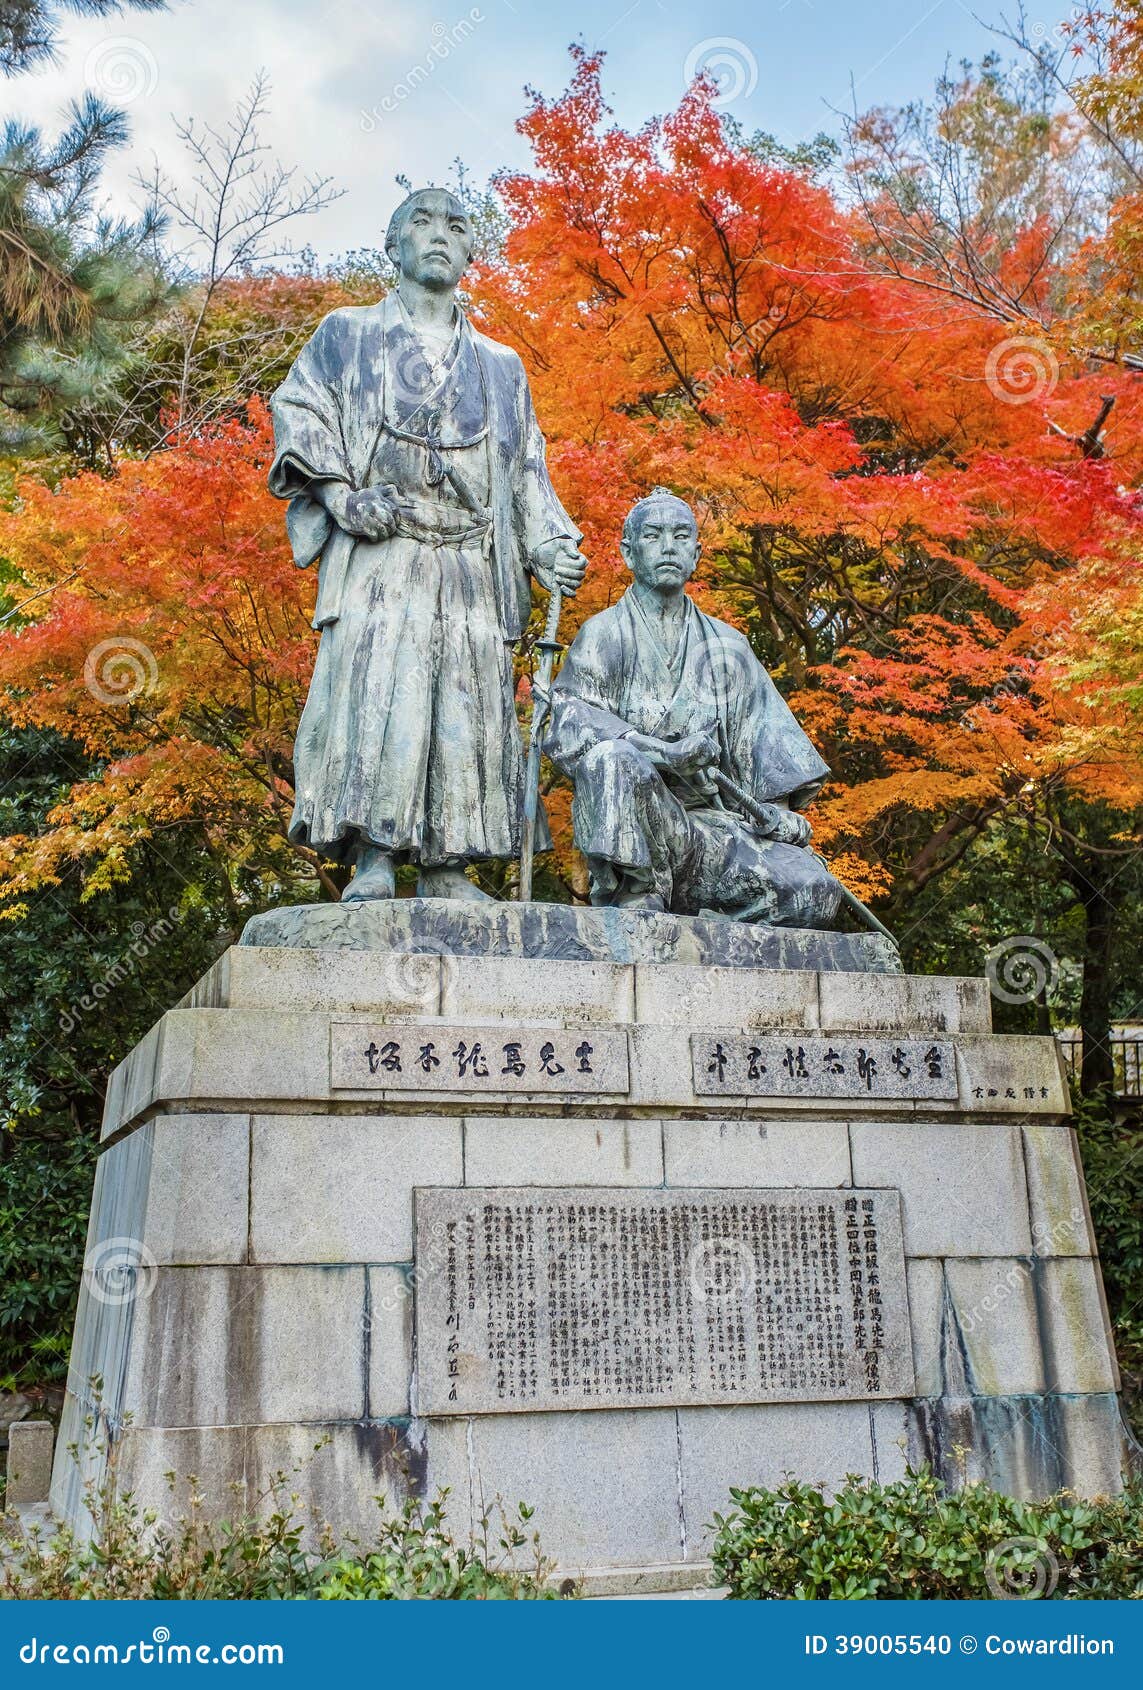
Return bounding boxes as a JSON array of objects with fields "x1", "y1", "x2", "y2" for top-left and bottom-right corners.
[
  {"x1": 330, "y1": 1024, "x2": 629, "y2": 1093},
  {"x1": 414, "y1": 1186, "x2": 913, "y2": 1415},
  {"x1": 693, "y1": 1034, "x2": 957, "y2": 1100}
]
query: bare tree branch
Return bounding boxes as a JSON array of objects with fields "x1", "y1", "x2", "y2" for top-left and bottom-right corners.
[{"x1": 132, "y1": 72, "x2": 342, "y2": 437}]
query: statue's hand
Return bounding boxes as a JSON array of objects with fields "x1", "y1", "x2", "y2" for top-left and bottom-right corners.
[
  {"x1": 665, "y1": 731, "x2": 719, "y2": 780},
  {"x1": 749, "y1": 805, "x2": 812, "y2": 847},
  {"x1": 781, "y1": 811, "x2": 813, "y2": 848},
  {"x1": 532, "y1": 536, "x2": 588, "y2": 597},
  {"x1": 651, "y1": 731, "x2": 720, "y2": 799},
  {"x1": 342, "y1": 487, "x2": 401, "y2": 542}
]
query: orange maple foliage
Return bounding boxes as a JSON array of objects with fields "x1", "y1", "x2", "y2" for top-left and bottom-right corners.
[
  {"x1": 0, "y1": 404, "x2": 314, "y2": 906},
  {"x1": 471, "y1": 51, "x2": 1143, "y2": 899},
  {"x1": 0, "y1": 49, "x2": 1140, "y2": 924}
]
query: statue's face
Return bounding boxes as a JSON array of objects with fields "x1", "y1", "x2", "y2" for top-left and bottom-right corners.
[
  {"x1": 391, "y1": 191, "x2": 471, "y2": 292},
  {"x1": 621, "y1": 502, "x2": 700, "y2": 594}
]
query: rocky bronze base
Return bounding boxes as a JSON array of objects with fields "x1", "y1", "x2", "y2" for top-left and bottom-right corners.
[{"x1": 239, "y1": 896, "x2": 902, "y2": 974}]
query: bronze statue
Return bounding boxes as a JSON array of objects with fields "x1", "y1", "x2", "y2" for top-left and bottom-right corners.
[
  {"x1": 545, "y1": 489, "x2": 843, "y2": 927},
  {"x1": 269, "y1": 187, "x2": 587, "y2": 900}
]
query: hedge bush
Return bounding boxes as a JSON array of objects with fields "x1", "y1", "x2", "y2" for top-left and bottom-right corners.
[
  {"x1": 1, "y1": 1484, "x2": 569, "y2": 1601},
  {"x1": 711, "y1": 1468, "x2": 1143, "y2": 1599},
  {"x1": 1074, "y1": 1094, "x2": 1143, "y2": 1434}
]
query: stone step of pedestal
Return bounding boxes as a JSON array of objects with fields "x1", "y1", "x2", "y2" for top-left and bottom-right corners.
[
  {"x1": 184, "y1": 944, "x2": 992, "y2": 1032},
  {"x1": 564, "y1": 1563, "x2": 720, "y2": 1598},
  {"x1": 101, "y1": 1024, "x2": 1064, "y2": 1144},
  {"x1": 592, "y1": 1588, "x2": 727, "y2": 1600}
]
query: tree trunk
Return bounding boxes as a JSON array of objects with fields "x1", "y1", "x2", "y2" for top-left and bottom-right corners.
[{"x1": 1078, "y1": 875, "x2": 1117, "y2": 1100}]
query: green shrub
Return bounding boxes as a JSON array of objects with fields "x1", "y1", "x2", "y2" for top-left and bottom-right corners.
[
  {"x1": 1073, "y1": 1094, "x2": 1143, "y2": 1435},
  {"x1": 1, "y1": 1480, "x2": 570, "y2": 1601},
  {"x1": 0, "y1": 1136, "x2": 94, "y2": 1389},
  {"x1": 711, "y1": 1467, "x2": 1143, "y2": 1600},
  {"x1": 313, "y1": 1498, "x2": 559, "y2": 1600}
]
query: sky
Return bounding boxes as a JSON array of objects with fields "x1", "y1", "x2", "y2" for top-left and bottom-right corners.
[{"x1": 7, "y1": 0, "x2": 1078, "y2": 259}]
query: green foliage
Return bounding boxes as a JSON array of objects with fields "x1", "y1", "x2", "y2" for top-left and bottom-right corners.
[
  {"x1": 0, "y1": 722, "x2": 228, "y2": 1385},
  {"x1": 0, "y1": 1475, "x2": 569, "y2": 1600},
  {"x1": 313, "y1": 1497, "x2": 560, "y2": 1600},
  {"x1": 711, "y1": 1467, "x2": 1143, "y2": 1600},
  {"x1": 0, "y1": 93, "x2": 168, "y2": 458},
  {"x1": 1, "y1": 4, "x2": 166, "y2": 78},
  {"x1": 741, "y1": 126, "x2": 840, "y2": 180},
  {"x1": 0, "y1": 1134, "x2": 92, "y2": 1388},
  {"x1": 1073, "y1": 1092, "x2": 1143, "y2": 1434}
]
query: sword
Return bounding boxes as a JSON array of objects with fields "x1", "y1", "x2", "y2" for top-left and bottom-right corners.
[
  {"x1": 518, "y1": 584, "x2": 563, "y2": 903},
  {"x1": 708, "y1": 765, "x2": 898, "y2": 946}
]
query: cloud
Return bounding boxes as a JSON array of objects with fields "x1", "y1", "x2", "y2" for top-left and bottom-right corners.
[{"x1": 4, "y1": 0, "x2": 1080, "y2": 262}]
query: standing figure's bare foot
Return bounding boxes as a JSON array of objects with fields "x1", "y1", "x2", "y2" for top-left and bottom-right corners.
[
  {"x1": 417, "y1": 860, "x2": 495, "y2": 901},
  {"x1": 342, "y1": 846, "x2": 396, "y2": 901}
]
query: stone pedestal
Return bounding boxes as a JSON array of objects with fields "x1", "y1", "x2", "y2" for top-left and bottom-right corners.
[
  {"x1": 6, "y1": 1421, "x2": 54, "y2": 1507},
  {"x1": 52, "y1": 906, "x2": 1133, "y2": 1590}
]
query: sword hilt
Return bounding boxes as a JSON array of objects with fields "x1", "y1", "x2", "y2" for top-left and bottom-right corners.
[{"x1": 540, "y1": 583, "x2": 563, "y2": 646}]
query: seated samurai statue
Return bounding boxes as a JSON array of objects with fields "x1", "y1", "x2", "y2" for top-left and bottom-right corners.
[{"x1": 544, "y1": 489, "x2": 843, "y2": 927}]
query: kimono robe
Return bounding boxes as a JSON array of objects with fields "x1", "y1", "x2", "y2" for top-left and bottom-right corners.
[
  {"x1": 545, "y1": 589, "x2": 842, "y2": 927},
  {"x1": 268, "y1": 294, "x2": 577, "y2": 864}
]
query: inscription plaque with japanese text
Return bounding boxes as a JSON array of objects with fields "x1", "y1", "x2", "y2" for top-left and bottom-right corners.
[
  {"x1": 414, "y1": 1186, "x2": 912, "y2": 1415},
  {"x1": 330, "y1": 1024, "x2": 630, "y2": 1094},
  {"x1": 694, "y1": 1035, "x2": 958, "y2": 1100}
]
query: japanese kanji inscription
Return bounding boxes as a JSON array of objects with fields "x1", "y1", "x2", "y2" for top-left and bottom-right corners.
[
  {"x1": 329, "y1": 1024, "x2": 630, "y2": 1093},
  {"x1": 694, "y1": 1035, "x2": 958, "y2": 1100},
  {"x1": 414, "y1": 1186, "x2": 913, "y2": 1415}
]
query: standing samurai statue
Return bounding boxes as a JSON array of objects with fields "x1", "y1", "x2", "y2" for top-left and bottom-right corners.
[
  {"x1": 269, "y1": 188, "x2": 587, "y2": 900},
  {"x1": 545, "y1": 489, "x2": 843, "y2": 927}
]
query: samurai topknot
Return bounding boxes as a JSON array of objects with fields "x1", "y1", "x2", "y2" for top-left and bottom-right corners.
[
  {"x1": 622, "y1": 487, "x2": 698, "y2": 547},
  {"x1": 384, "y1": 187, "x2": 473, "y2": 264}
]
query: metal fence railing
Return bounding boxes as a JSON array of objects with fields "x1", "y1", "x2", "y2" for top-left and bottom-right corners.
[{"x1": 1057, "y1": 1036, "x2": 1143, "y2": 1098}]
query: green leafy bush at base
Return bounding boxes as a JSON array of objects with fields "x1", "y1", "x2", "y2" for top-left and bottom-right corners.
[
  {"x1": 0, "y1": 1136, "x2": 94, "y2": 1389},
  {"x1": 711, "y1": 1468, "x2": 1143, "y2": 1599},
  {"x1": 1, "y1": 1480, "x2": 571, "y2": 1601},
  {"x1": 1073, "y1": 1094, "x2": 1143, "y2": 1437}
]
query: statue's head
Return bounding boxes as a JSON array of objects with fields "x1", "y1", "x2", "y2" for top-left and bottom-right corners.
[
  {"x1": 620, "y1": 488, "x2": 700, "y2": 594},
  {"x1": 385, "y1": 187, "x2": 473, "y2": 292}
]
